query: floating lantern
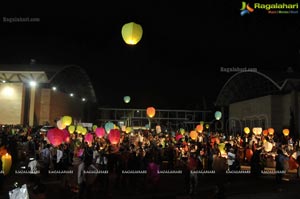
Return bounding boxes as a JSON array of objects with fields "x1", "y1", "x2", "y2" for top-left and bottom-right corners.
[
  {"x1": 175, "y1": 134, "x2": 183, "y2": 141},
  {"x1": 62, "y1": 116, "x2": 72, "y2": 126},
  {"x1": 57, "y1": 119, "x2": 66, "y2": 130},
  {"x1": 252, "y1": 127, "x2": 262, "y2": 135},
  {"x1": 76, "y1": 125, "x2": 83, "y2": 134},
  {"x1": 263, "y1": 129, "x2": 268, "y2": 136},
  {"x1": 244, "y1": 127, "x2": 250, "y2": 134},
  {"x1": 200, "y1": 121, "x2": 204, "y2": 125},
  {"x1": 121, "y1": 22, "x2": 143, "y2": 45},
  {"x1": 125, "y1": 127, "x2": 132, "y2": 134},
  {"x1": 95, "y1": 127, "x2": 106, "y2": 138},
  {"x1": 105, "y1": 122, "x2": 114, "y2": 133},
  {"x1": 1, "y1": 153, "x2": 12, "y2": 176},
  {"x1": 62, "y1": 129, "x2": 70, "y2": 143},
  {"x1": 123, "y1": 96, "x2": 131, "y2": 103},
  {"x1": 146, "y1": 107, "x2": 156, "y2": 118},
  {"x1": 180, "y1": 128, "x2": 185, "y2": 135},
  {"x1": 108, "y1": 129, "x2": 121, "y2": 144},
  {"x1": 47, "y1": 128, "x2": 65, "y2": 146},
  {"x1": 189, "y1": 130, "x2": 198, "y2": 140},
  {"x1": 283, "y1": 129, "x2": 289, "y2": 136},
  {"x1": 196, "y1": 124, "x2": 203, "y2": 133},
  {"x1": 68, "y1": 125, "x2": 75, "y2": 134},
  {"x1": 85, "y1": 133, "x2": 93, "y2": 145},
  {"x1": 214, "y1": 111, "x2": 222, "y2": 120},
  {"x1": 81, "y1": 128, "x2": 87, "y2": 135},
  {"x1": 263, "y1": 141, "x2": 273, "y2": 152},
  {"x1": 92, "y1": 125, "x2": 97, "y2": 132},
  {"x1": 268, "y1": 128, "x2": 274, "y2": 135},
  {"x1": 205, "y1": 124, "x2": 209, "y2": 129}
]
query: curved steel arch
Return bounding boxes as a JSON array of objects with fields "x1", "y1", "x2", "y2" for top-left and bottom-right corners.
[
  {"x1": 49, "y1": 64, "x2": 97, "y2": 103},
  {"x1": 215, "y1": 71, "x2": 289, "y2": 106}
]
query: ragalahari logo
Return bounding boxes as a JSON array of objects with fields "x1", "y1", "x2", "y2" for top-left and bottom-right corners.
[{"x1": 240, "y1": 2, "x2": 254, "y2": 16}]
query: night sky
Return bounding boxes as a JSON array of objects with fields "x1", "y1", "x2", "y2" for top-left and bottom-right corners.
[{"x1": 0, "y1": 2, "x2": 299, "y2": 109}]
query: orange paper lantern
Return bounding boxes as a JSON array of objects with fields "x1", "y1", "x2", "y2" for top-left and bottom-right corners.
[
  {"x1": 263, "y1": 130, "x2": 268, "y2": 136},
  {"x1": 146, "y1": 107, "x2": 156, "y2": 118},
  {"x1": 268, "y1": 128, "x2": 274, "y2": 135},
  {"x1": 196, "y1": 124, "x2": 203, "y2": 133},
  {"x1": 282, "y1": 129, "x2": 289, "y2": 136},
  {"x1": 189, "y1": 130, "x2": 198, "y2": 140}
]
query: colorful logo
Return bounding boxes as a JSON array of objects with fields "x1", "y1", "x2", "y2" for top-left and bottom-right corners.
[{"x1": 240, "y1": 2, "x2": 255, "y2": 16}]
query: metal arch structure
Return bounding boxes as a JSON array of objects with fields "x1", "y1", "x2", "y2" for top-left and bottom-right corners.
[
  {"x1": 48, "y1": 65, "x2": 97, "y2": 103},
  {"x1": 215, "y1": 71, "x2": 290, "y2": 106}
]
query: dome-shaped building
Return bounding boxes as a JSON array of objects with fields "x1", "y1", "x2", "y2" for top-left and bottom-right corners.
[{"x1": 215, "y1": 69, "x2": 300, "y2": 139}]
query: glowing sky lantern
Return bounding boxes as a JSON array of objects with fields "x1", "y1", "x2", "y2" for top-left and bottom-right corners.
[
  {"x1": 81, "y1": 127, "x2": 87, "y2": 135},
  {"x1": 146, "y1": 107, "x2": 156, "y2": 118},
  {"x1": 205, "y1": 124, "x2": 209, "y2": 129},
  {"x1": 125, "y1": 127, "x2": 132, "y2": 134},
  {"x1": 252, "y1": 127, "x2": 262, "y2": 135},
  {"x1": 47, "y1": 128, "x2": 65, "y2": 146},
  {"x1": 92, "y1": 125, "x2": 97, "y2": 132},
  {"x1": 263, "y1": 129, "x2": 268, "y2": 136},
  {"x1": 62, "y1": 116, "x2": 72, "y2": 126},
  {"x1": 68, "y1": 125, "x2": 75, "y2": 134},
  {"x1": 121, "y1": 22, "x2": 143, "y2": 45},
  {"x1": 1, "y1": 153, "x2": 12, "y2": 176},
  {"x1": 76, "y1": 125, "x2": 83, "y2": 134},
  {"x1": 95, "y1": 127, "x2": 106, "y2": 138},
  {"x1": 57, "y1": 119, "x2": 66, "y2": 130},
  {"x1": 84, "y1": 133, "x2": 93, "y2": 145},
  {"x1": 214, "y1": 111, "x2": 222, "y2": 120},
  {"x1": 200, "y1": 121, "x2": 204, "y2": 125},
  {"x1": 268, "y1": 128, "x2": 274, "y2": 135},
  {"x1": 244, "y1": 127, "x2": 250, "y2": 134},
  {"x1": 175, "y1": 134, "x2": 183, "y2": 141},
  {"x1": 123, "y1": 96, "x2": 131, "y2": 103},
  {"x1": 180, "y1": 128, "x2": 185, "y2": 135},
  {"x1": 189, "y1": 130, "x2": 198, "y2": 140},
  {"x1": 282, "y1": 129, "x2": 289, "y2": 136},
  {"x1": 196, "y1": 124, "x2": 203, "y2": 133},
  {"x1": 108, "y1": 129, "x2": 121, "y2": 144},
  {"x1": 105, "y1": 122, "x2": 114, "y2": 133}
]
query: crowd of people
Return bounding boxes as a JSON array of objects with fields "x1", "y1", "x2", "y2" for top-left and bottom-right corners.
[{"x1": 0, "y1": 124, "x2": 300, "y2": 198}]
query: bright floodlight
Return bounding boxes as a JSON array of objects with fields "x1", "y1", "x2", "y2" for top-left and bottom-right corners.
[
  {"x1": 70, "y1": 93, "x2": 74, "y2": 97},
  {"x1": 52, "y1": 86, "x2": 57, "y2": 91},
  {"x1": 2, "y1": 80, "x2": 6, "y2": 83},
  {"x1": 29, "y1": 81, "x2": 37, "y2": 87},
  {"x1": 82, "y1": 98, "x2": 86, "y2": 101}
]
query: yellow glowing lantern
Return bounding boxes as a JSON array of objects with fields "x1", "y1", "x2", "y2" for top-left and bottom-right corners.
[
  {"x1": 268, "y1": 128, "x2": 274, "y2": 135},
  {"x1": 62, "y1": 116, "x2": 72, "y2": 126},
  {"x1": 282, "y1": 129, "x2": 289, "y2": 136},
  {"x1": 189, "y1": 130, "x2": 198, "y2": 140},
  {"x1": 244, "y1": 127, "x2": 250, "y2": 134},
  {"x1": 68, "y1": 125, "x2": 75, "y2": 134},
  {"x1": 1, "y1": 153, "x2": 12, "y2": 175},
  {"x1": 252, "y1": 127, "x2": 262, "y2": 135},
  {"x1": 205, "y1": 124, "x2": 209, "y2": 129},
  {"x1": 92, "y1": 125, "x2": 97, "y2": 132},
  {"x1": 121, "y1": 22, "x2": 143, "y2": 45},
  {"x1": 146, "y1": 107, "x2": 156, "y2": 118},
  {"x1": 125, "y1": 127, "x2": 132, "y2": 134},
  {"x1": 76, "y1": 125, "x2": 83, "y2": 133},
  {"x1": 81, "y1": 127, "x2": 87, "y2": 135}
]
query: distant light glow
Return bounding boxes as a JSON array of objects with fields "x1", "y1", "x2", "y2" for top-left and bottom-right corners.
[
  {"x1": 52, "y1": 86, "x2": 57, "y2": 91},
  {"x1": 2, "y1": 80, "x2": 6, "y2": 83},
  {"x1": 29, "y1": 81, "x2": 37, "y2": 87},
  {"x1": 70, "y1": 93, "x2": 74, "y2": 97},
  {"x1": 82, "y1": 98, "x2": 86, "y2": 102},
  {"x1": 1, "y1": 86, "x2": 14, "y2": 97}
]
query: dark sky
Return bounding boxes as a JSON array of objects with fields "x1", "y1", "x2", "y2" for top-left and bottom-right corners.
[{"x1": 0, "y1": 2, "x2": 299, "y2": 109}]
